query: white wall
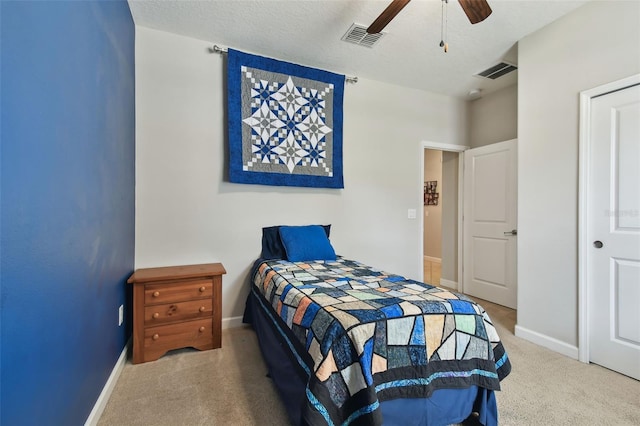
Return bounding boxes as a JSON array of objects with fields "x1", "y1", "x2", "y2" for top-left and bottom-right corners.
[
  {"x1": 517, "y1": 1, "x2": 640, "y2": 349},
  {"x1": 134, "y1": 27, "x2": 469, "y2": 322},
  {"x1": 468, "y1": 84, "x2": 517, "y2": 148}
]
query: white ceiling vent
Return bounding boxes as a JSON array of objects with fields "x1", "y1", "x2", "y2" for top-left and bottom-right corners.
[
  {"x1": 341, "y1": 23, "x2": 384, "y2": 48},
  {"x1": 475, "y1": 62, "x2": 518, "y2": 80}
]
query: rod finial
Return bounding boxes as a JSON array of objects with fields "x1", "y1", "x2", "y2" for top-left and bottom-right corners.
[{"x1": 210, "y1": 45, "x2": 227, "y2": 54}]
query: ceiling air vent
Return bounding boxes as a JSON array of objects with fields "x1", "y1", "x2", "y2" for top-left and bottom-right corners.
[
  {"x1": 475, "y1": 62, "x2": 518, "y2": 80},
  {"x1": 341, "y1": 23, "x2": 384, "y2": 48}
]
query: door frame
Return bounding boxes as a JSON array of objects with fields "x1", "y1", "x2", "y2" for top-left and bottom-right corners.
[
  {"x1": 577, "y1": 73, "x2": 640, "y2": 364},
  {"x1": 420, "y1": 141, "x2": 469, "y2": 291}
]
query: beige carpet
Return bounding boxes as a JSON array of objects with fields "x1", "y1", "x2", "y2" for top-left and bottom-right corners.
[{"x1": 98, "y1": 299, "x2": 640, "y2": 426}]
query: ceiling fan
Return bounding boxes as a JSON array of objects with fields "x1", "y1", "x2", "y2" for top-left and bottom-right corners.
[{"x1": 366, "y1": 0, "x2": 492, "y2": 34}]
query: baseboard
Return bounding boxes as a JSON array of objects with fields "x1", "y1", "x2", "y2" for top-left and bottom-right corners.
[
  {"x1": 85, "y1": 339, "x2": 130, "y2": 426},
  {"x1": 423, "y1": 256, "x2": 441, "y2": 264},
  {"x1": 222, "y1": 315, "x2": 245, "y2": 329},
  {"x1": 514, "y1": 325, "x2": 579, "y2": 360},
  {"x1": 439, "y1": 278, "x2": 458, "y2": 290}
]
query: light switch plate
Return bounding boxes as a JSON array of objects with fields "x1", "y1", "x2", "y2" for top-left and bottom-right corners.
[{"x1": 407, "y1": 209, "x2": 417, "y2": 219}]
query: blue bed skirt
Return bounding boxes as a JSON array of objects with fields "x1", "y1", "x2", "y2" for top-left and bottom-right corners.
[{"x1": 244, "y1": 289, "x2": 498, "y2": 426}]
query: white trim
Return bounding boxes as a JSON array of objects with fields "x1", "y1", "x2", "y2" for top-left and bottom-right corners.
[
  {"x1": 577, "y1": 74, "x2": 640, "y2": 364},
  {"x1": 578, "y1": 86, "x2": 592, "y2": 364},
  {"x1": 515, "y1": 325, "x2": 579, "y2": 360},
  {"x1": 423, "y1": 255, "x2": 441, "y2": 264},
  {"x1": 420, "y1": 141, "x2": 469, "y2": 291},
  {"x1": 85, "y1": 340, "x2": 130, "y2": 426},
  {"x1": 439, "y1": 278, "x2": 458, "y2": 290},
  {"x1": 421, "y1": 141, "x2": 469, "y2": 152},
  {"x1": 222, "y1": 315, "x2": 245, "y2": 329},
  {"x1": 457, "y1": 153, "x2": 465, "y2": 294}
]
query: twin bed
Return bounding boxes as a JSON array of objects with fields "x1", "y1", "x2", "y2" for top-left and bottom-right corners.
[{"x1": 243, "y1": 225, "x2": 511, "y2": 425}]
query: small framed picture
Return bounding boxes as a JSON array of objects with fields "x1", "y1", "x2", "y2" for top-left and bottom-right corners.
[{"x1": 424, "y1": 181, "x2": 439, "y2": 205}]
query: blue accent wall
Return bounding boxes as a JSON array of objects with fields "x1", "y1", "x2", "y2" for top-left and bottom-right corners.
[{"x1": 1, "y1": 1, "x2": 135, "y2": 424}]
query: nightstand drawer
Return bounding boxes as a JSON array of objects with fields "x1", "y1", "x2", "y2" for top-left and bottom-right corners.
[
  {"x1": 144, "y1": 299, "x2": 213, "y2": 325},
  {"x1": 144, "y1": 279, "x2": 212, "y2": 304},
  {"x1": 143, "y1": 318, "x2": 213, "y2": 360}
]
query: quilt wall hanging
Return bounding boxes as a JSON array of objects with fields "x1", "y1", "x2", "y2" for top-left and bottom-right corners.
[{"x1": 227, "y1": 49, "x2": 345, "y2": 189}]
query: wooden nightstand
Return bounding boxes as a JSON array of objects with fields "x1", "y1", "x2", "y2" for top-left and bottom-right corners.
[{"x1": 127, "y1": 263, "x2": 226, "y2": 364}]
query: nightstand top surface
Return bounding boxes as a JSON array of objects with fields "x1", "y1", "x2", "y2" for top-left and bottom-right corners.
[{"x1": 127, "y1": 263, "x2": 226, "y2": 284}]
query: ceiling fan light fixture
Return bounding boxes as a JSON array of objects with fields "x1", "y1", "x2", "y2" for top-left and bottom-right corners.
[{"x1": 367, "y1": 0, "x2": 493, "y2": 36}]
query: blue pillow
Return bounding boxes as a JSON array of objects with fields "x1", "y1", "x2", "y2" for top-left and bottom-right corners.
[
  {"x1": 260, "y1": 225, "x2": 331, "y2": 260},
  {"x1": 279, "y1": 225, "x2": 337, "y2": 262}
]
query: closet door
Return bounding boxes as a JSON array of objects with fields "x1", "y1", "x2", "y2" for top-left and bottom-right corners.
[{"x1": 587, "y1": 83, "x2": 640, "y2": 380}]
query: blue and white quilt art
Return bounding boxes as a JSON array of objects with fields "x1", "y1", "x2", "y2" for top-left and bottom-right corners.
[{"x1": 227, "y1": 49, "x2": 345, "y2": 188}]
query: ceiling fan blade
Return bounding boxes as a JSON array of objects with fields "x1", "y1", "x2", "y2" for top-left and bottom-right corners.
[
  {"x1": 366, "y1": 0, "x2": 412, "y2": 34},
  {"x1": 458, "y1": 0, "x2": 492, "y2": 24}
]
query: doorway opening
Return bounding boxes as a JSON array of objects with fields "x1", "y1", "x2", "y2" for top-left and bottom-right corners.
[
  {"x1": 423, "y1": 149, "x2": 443, "y2": 286},
  {"x1": 420, "y1": 142, "x2": 467, "y2": 291}
]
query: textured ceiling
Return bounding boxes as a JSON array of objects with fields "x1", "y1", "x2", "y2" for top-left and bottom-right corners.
[{"x1": 128, "y1": 0, "x2": 588, "y2": 99}]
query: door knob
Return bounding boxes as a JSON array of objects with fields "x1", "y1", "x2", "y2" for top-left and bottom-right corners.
[
  {"x1": 593, "y1": 240, "x2": 604, "y2": 249},
  {"x1": 503, "y1": 229, "x2": 518, "y2": 236}
]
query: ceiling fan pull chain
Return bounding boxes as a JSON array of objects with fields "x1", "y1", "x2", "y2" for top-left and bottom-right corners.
[
  {"x1": 439, "y1": 4, "x2": 443, "y2": 45},
  {"x1": 445, "y1": 0, "x2": 449, "y2": 52},
  {"x1": 440, "y1": 0, "x2": 449, "y2": 53}
]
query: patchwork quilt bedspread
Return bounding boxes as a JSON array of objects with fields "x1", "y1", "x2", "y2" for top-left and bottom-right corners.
[{"x1": 252, "y1": 257, "x2": 511, "y2": 425}]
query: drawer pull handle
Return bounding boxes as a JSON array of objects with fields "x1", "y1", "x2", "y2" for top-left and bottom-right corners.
[
  {"x1": 153, "y1": 291, "x2": 160, "y2": 297},
  {"x1": 199, "y1": 286, "x2": 206, "y2": 292},
  {"x1": 152, "y1": 312, "x2": 159, "y2": 319},
  {"x1": 152, "y1": 334, "x2": 160, "y2": 340},
  {"x1": 199, "y1": 306, "x2": 206, "y2": 312},
  {"x1": 199, "y1": 326, "x2": 205, "y2": 332}
]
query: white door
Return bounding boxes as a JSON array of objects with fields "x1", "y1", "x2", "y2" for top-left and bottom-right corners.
[
  {"x1": 463, "y1": 139, "x2": 517, "y2": 309},
  {"x1": 587, "y1": 83, "x2": 640, "y2": 380}
]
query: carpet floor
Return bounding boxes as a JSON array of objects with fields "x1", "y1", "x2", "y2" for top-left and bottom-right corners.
[{"x1": 98, "y1": 298, "x2": 639, "y2": 425}]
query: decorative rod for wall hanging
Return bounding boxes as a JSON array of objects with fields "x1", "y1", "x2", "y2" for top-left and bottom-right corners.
[{"x1": 210, "y1": 45, "x2": 358, "y2": 84}]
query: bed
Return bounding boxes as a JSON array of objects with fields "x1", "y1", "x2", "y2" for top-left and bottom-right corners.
[{"x1": 243, "y1": 225, "x2": 511, "y2": 425}]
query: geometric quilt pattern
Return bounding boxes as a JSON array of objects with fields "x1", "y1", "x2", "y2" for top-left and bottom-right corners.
[
  {"x1": 228, "y1": 48, "x2": 344, "y2": 188},
  {"x1": 241, "y1": 72, "x2": 333, "y2": 176},
  {"x1": 253, "y1": 257, "x2": 511, "y2": 425}
]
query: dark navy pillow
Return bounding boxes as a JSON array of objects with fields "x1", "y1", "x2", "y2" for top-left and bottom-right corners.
[
  {"x1": 279, "y1": 225, "x2": 336, "y2": 262},
  {"x1": 260, "y1": 225, "x2": 330, "y2": 260},
  {"x1": 260, "y1": 226, "x2": 287, "y2": 260}
]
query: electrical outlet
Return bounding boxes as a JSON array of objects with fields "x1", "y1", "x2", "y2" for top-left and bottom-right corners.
[
  {"x1": 407, "y1": 209, "x2": 417, "y2": 219},
  {"x1": 118, "y1": 305, "x2": 124, "y2": 326}
]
